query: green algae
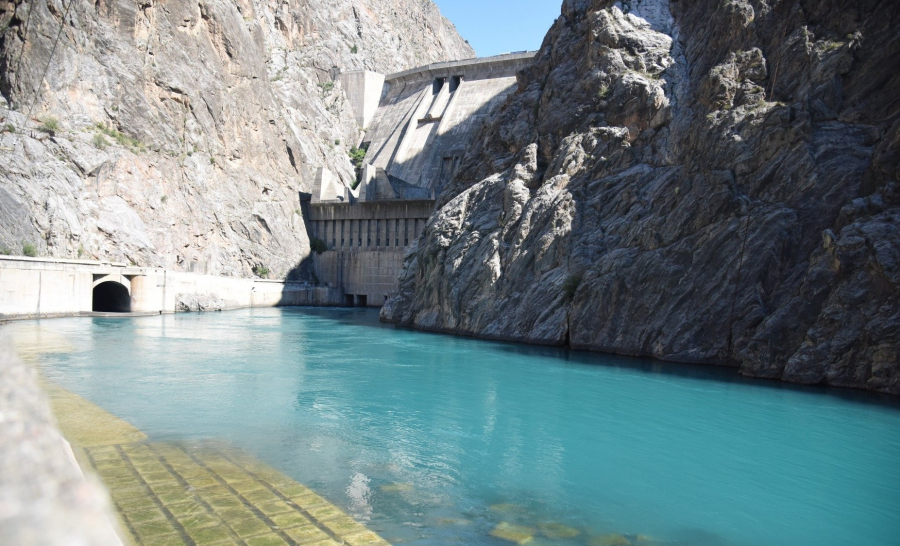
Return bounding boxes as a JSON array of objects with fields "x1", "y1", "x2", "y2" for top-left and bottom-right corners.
[
  {"x1": 43, "y1": 383, "x2": 391, "y2": 546},
  {"x1": 490, "y1": 522, "x2": 535, "y2": 544},
  {"x1": 537, "y1": 522, "x2": 581, "y2": 539}
]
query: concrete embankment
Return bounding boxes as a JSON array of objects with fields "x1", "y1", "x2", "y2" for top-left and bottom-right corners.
[{"x1": 0, "y1": 256, "x2": 345, "y2": 321}]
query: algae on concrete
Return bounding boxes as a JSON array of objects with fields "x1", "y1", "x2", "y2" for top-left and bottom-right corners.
[{"x1": 46, "y1": 382, "x2": 392, "y2": 546}]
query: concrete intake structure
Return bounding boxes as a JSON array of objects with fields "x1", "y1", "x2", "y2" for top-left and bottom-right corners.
[{"x1": 310, "y1": 52, "x2": 536, "y2": 306}]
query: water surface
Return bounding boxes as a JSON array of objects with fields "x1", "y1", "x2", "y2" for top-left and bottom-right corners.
[{"x1": 9, "y1": 308, "x2": 900, "y2": 546}]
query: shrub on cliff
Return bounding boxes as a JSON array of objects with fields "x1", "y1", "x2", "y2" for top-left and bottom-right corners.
[
  {"x1": 349, "y1": 144, "x2": 369, "y2": 189},
  {"x1": 310, "y1": 237, "x2": 328, "y2": 254},
  {"x1": 92, "y1": 133, "x2": 108, "y2": 149},
  {"x1": 38, "y1": 116, "x2": 59, "y2": 135},
  {"x1": 22, "y1": 243, "x2": 37, "y2": 257}
]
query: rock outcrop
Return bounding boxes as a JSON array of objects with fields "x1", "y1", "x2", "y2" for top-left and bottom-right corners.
[
  {"x1": 0, "y1": 0, "x2": 472, "y2": 277},
  {"x1": 382, "y1": 0, "x2": 900, "y2": 394}
]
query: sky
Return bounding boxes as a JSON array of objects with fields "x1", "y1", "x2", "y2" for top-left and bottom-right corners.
[{"x1": 433, "y1": 0, "x2": 562, "y2": 57}]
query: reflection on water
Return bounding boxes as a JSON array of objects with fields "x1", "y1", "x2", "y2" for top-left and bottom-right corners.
[
  {"x1": 7, "y1": 308, "x2": 900, "y2": 546},
  {"x1": 4, "y1": 322, "x2": 77, "y2": 362}
]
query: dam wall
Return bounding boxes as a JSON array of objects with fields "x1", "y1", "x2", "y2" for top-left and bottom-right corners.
[
  {"x1": 308, "y1": 201, "x2": 432, "y2": 307},
  {"x1": 0, "y1": 256, "x2": 343, "y2": 321},
  {"x1": 314, "y1": 52, "x2": 536, "y2": 204},
  {"x1": 361, "y1": 52, "x2": 535, "y2": 198},
  {"x1": 306, "y1": 53, "x2": 536, "y2": 304}
]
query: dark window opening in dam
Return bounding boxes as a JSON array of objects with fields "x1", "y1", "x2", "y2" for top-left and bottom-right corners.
[
  {"x1": 450, "y1": 75, "x2": 462, "y2": 92},
  {"x1": 92, "y1": 281, "x2": 132, "y2": 313}
]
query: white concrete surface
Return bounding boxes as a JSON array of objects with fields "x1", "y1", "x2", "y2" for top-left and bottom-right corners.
[{"x1": 339, "y1": 70, "x2": 386, "y2": 129}]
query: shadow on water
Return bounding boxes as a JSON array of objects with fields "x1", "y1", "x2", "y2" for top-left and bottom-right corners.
[{"x1": 280, "y1": 306, "x2": 900, "y2": 409}]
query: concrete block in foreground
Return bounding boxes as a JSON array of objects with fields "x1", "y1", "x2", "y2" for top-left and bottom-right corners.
[{"x1": 0, "y1": 338, "x2": 123, "y2": 545}]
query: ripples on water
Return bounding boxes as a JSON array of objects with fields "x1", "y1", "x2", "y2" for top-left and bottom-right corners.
[{"x1": 7, "y1": 307, "x2": 900, "y2": 546}]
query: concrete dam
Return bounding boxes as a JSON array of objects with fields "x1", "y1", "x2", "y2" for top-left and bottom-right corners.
[
  {"x1": 0, "y1": 52, "x2": 535, "y2": 318},
  {"x1": 308, "y1": 52, "x2": 536, "y2": 307}
]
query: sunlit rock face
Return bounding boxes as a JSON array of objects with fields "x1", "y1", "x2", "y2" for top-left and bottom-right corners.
[
  {"x1": 382, "y1": 0, "x2": 900, "y2": 394},
  {"x1": 0, "y1": 0, "x2": 472, "y2": 277}
]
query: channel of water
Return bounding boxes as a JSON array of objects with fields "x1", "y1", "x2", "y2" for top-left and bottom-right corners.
[{"x1": 7, "y1": 307, "x2": 900, "y2": 546}]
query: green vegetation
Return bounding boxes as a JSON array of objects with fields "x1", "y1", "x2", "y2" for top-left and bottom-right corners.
[
  {"x1": 92, "y1": 133, "x2": 108, "y2": 149},
  {"x1": 350, "y1": 45, "x2": 358, "y2": 54},
  {"x1": 160, "y1": 194, "x2": 168, "y2": 203},
  {"x1": 318, "y1": 81, "x2": 335, "y2": 94},
  {"x1": 334, "y1": 139, "x2": 341, "y2": 145},
  {"x1": 77, "y1": 245, "x2": 85, "y2": 258},
  {"x1": 0, "y1": 247, "x2": 11, "y2": 255},
  {"x1": 562, "y1": 273, "x2": 583, "y2": 300},
  {"x1": 38, "y1": 116, "x2": 59, "y2": 135},
  {"x1": 349, "y1": 145, "x2": 368, "y2": 167},
  {"x1": 254, "y1": 265, "x2": 270, "y2": 278},
  {"x1": 310, "y1": 237, "x2": 328, "y2": 255},
  {"x1": 4, "y1": 123, "x2": 14, "y2": 133},
  {"x1": 210, "y1": 156, "x2": 216, "y2": 164},
  {"x1": 348, "y1": 144, "x2": 369, "y2": 189},
  {"x1": 22, "y1": 243, "x2": 38, "y2": 257},
  {"x1": 598, "y1": 85, "x2": 611, "y2": 100},
  {"x1": 95, "y1": 123, "x2": 144, "y2": 151}
]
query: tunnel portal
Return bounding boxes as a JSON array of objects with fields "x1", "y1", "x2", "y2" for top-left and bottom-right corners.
[{"x1": 92, "y1": 281, "x2": 132, "y2": 313}]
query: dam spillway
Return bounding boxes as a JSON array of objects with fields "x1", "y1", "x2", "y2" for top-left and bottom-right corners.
[{"x1": 307, "y1": 52, "x2": 536, "y2": 306}]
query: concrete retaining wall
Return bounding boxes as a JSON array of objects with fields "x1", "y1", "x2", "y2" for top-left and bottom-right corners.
[
  {"x1": 314, "y1": 250, "x2": 406, "y2": 307},
  {"x1": 0, "y1": 256, "x2": 345, "y2": 321}
]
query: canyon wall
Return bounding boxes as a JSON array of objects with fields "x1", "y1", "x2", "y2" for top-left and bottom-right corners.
[
  {"x1": 382, "y1": 0, "x2": 900, "y2": 394},
  {"x1": 0, "y1": 0, "x2": 472, "y2": 278}
]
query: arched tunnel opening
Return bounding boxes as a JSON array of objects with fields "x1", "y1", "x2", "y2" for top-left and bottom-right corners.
[{"x1": 92, "y1": 281, "x2": 132, "y2": 313}]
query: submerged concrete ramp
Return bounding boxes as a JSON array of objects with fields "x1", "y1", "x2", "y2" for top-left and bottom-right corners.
[{"x1": 41, "y1": 378, "x2": 393, "y2": 546}]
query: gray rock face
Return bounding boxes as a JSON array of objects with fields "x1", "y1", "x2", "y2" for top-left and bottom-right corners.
[
  {"x1": 0, "y1": 0, "x2": 472, "y2": 277},
  {"x1": 175, "y1": 293, "x2": 225, "y2": 313},
  {"x1": 382, "y1": 0, "x2": 900, "y2": 394}
]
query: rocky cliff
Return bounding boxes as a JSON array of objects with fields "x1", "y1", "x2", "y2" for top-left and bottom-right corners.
[
  {"x1": 382, "y1": 0, "x2": 900, "y2": 394},
  {"x1": 0, "y1": 0, "x2": 472, "y2": 277}
]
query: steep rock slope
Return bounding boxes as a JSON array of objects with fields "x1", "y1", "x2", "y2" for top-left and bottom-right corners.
[
  {"x1": 0, "y1": 0, "x2": 472, "y2": 277},
  {"x1": 382, "y1": 0, "x2": 900, "y2": 394}
]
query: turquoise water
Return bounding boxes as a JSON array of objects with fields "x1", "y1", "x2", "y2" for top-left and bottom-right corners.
[{"x1": 11, "y1": 307, "x2": 900, "y2": 546}]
